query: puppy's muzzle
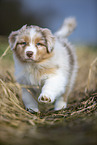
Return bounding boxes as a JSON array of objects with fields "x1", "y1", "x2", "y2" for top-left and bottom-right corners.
[{"x1": 26, "y1": 51, "x2": 33, "y2": 58}]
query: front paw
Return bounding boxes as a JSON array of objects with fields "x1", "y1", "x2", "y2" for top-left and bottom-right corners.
[{"x1": 38, "y1": 94, "x2": 55, "y2": 103}]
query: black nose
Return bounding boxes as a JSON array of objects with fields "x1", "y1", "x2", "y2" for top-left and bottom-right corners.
[{"x1": 26, "y1": 51, "x2": 33, "y2": 57}]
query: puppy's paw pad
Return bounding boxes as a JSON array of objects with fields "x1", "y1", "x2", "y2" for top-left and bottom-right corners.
[{"x1": 38, "y1": 96, "x2": 51, "y2": 103}]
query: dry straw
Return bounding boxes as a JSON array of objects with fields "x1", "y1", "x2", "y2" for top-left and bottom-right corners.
[
  {"x1": 85, "y1": 57, "x2": 97, "y2": 92},
  {"x1": 0, "y1": 45, "x2": 10, "y2": 60}
]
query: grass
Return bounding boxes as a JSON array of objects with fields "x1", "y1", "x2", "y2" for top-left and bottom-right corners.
[{"x1": 0, "y1": 36, "x2": 97, "y2": 145}]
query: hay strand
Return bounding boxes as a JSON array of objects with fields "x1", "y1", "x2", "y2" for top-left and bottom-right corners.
[
  {"x1": 0, "y1": 45, "x2": 10, "y2": 60},
  {"x1": 85, "y1": 57, "x2": 97, "y2": 92}
]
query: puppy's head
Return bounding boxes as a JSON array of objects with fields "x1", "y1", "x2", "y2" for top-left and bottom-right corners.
[{"x1": 9, "y1": 25, "x2": 55, "y2": 62}]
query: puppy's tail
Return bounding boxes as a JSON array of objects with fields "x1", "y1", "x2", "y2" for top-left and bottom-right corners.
[{"x1": 54, "y1": 17, "x2": 77, "y2": 38}]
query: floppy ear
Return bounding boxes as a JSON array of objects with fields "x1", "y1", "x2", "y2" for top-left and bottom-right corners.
[
  {"x1": 8, "y1": 25, "x2": 27, "y2": 50},
  {"x1": 42, "y1": 28, "x2": 55, "y2": 53},
  {"x1": 8, "y1": 30, "x2": 19, "y2": 50}
]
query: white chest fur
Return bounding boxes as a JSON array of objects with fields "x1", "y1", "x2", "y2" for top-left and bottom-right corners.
[{"x1": 13, "y1": 54, "x2": 40, "y2": 86}]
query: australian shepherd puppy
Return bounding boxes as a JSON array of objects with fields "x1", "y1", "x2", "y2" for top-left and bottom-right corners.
[{"x1": 9, "y1": 17, "x2": 77, "y2": 113}]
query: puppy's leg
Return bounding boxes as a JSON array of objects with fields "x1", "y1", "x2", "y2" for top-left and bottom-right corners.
[
  {"x1": 22, "y1": 88, "x2": 39, "y2": 113},
  {"x1": 54, "y1": 96, "x2": 67, "y2": 111},
  {"x1": 38, "y1": 73, "x2": 68, "y2": 104}
]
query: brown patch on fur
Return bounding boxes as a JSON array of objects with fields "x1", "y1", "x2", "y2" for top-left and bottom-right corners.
[
  {"x1": 34, "y1": 37, "x2": 41, "y2": 45},
  {"x1": 36, "y1": 51, "x2": 54, "y2": 63},
  {"x1": 34, "y1": 37, "x2": 46, "y2": 46},
  {"x1": 21, "y1": 35, "x2": 31, "y2": 43},
  {"x1": 14, "y1": 36, "x2": 31, "y2": 62},
  {"x1": 35, "y1": 46, "x2": 47, "y2": 61},
  {"x1": 34, "y1": 65, "x2": 57, "y2": 81},
  {"x1": 33, "y1": 34, "x2": 54, "y2": 62},
  {"x1": 14, "y1": 45, "x2": 25, "y2": 62},
  {"x1": 39, "y1": 67, "x2": 56, "y2": 76}
]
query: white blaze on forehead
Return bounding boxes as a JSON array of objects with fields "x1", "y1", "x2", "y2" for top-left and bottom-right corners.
[
  {"x1": 25, "y1": 28, "x2": 37, "y2": 56},
  {"x1": 30, "y1": 28, "x2": 37, "y2": 40}
]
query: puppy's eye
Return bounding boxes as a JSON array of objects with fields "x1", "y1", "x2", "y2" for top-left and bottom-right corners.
[
  {"x1": 17, "y1": 42, "x2": 27, "y2": 45},
  {"x1": 21, "y1": 42, "x2": 27, "y2": 45},
  {"x1": 36, "y1": 43, "x2": 42, "y2": 46},
  {"x1": 36, "y1": 43, "x2": 46, "y2": 48}
]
